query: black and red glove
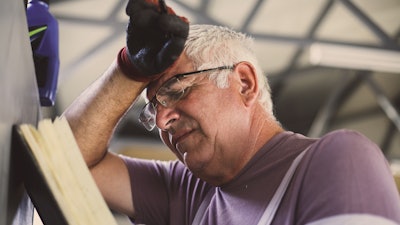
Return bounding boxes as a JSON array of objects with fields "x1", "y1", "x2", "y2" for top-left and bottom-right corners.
[{"x1": 118, "y1": 0, "x2": 189, "y2": 82}]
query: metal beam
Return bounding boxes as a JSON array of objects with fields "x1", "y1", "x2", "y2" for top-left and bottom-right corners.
[
  {"x1": 381, "y1": 122, "x2": 397, "y2": 155},
  {"x1": 240, "y1": 0, "x2": 266, "y2": 32},
  {"x1": 172, "y1": 0, "x2": 225, "y2": 24},
  {"x1": 339, "y1": 0, "x2": 398, "y2": 48},
  {"x1": 366, "y1": 76, "x2": 400, "y2": 132},
  {"x1": 308, "y1": 72, "x2": 367, "y2": 137},
  {"x1": 271, "y1": 0, "x2": 335, "y2": 99}
]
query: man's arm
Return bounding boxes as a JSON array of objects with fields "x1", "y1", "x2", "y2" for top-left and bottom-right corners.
[
  {"x1": 62, "y1": 0, "x2": 189, "y2": 218},
  {"x1": 63, "y1": 60, "x2": 147, "y2": 216}
]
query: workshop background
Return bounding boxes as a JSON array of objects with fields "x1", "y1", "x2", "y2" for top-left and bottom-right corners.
[
  {"x1": 47, "y1": 0, "x2": 400, "y2": 160},
  {"x1": 32, "y1": 0, "x2": 400, "y2": 224}
]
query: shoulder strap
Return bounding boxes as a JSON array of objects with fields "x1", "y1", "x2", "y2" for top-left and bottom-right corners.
[
  {"x1": 192, "y1": 148, "x2": 311, "y2": 225},
  {"x1": 257, "y1": 148, "x2": 310, "y2": 225}
]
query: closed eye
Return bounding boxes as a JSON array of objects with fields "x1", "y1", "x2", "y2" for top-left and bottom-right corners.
[{"x1": 166, "y1": 88, "x2": 185, "y2": 101}]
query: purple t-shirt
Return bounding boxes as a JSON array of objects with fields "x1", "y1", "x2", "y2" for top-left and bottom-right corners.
[{"x1": 122, "y1": 130, "x2": 400, "y2": 225}]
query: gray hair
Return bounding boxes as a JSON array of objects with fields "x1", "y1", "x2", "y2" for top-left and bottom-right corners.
[{"x1": 184, "y1": 24, "x2": 274, "y2": 115}]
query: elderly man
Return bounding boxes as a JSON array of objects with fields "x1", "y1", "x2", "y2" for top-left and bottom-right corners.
[{"x1": 63, "y1": 0, "x2": 400, "y2": 224}]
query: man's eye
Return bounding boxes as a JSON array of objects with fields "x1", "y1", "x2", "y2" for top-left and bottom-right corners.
[
  {"x1": 180, "y1": 86, "x2": 196, "y2": 100},
  {"x1": 168, "y1": 86, "x2": 192, "y2": 101},
  {"x1": 168, "y1": 89, "x2": 184, "y2": 101}
]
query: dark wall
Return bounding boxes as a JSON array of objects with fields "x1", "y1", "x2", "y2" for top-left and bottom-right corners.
[{"x1": 0, "y1": 0, "x2": 40, "y2": 224}]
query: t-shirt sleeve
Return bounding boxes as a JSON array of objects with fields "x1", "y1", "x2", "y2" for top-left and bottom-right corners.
[
  {"x1": 297, "y1": 130, "x2": 400, "y2": 224},
  {"x1": 120, "y1": 156, "x2": 211, "y2": 225},
  {"x1": 121, "y1": 157, "x2": 173, "y2": 224}
]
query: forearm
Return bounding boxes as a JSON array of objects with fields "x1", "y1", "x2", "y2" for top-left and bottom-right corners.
[{"x1": 63, "y1": 59, "x2": 148, "y2": 167}]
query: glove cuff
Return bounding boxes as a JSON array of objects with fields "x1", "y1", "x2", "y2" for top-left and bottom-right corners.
[{"x1": 117, "y1": 47, "x2": 159, "y2": 82}]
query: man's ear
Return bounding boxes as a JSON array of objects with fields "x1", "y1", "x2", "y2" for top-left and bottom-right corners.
[{"x1": 235, "y1": 62, "x2": 259, "y2": 107}]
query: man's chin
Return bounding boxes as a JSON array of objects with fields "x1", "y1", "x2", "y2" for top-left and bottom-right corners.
[{"x1": 183, "y1": 153, "x2": 207, "y2": 174}]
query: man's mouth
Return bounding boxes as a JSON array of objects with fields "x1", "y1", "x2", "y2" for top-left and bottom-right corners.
[{"x1": 171, "y1": 129, "x2": 194, "y2": 149}]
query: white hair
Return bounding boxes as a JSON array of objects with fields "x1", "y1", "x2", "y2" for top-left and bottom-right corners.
[{"x1": 184, "y1": 24, "x2": 274, "y2": 116}]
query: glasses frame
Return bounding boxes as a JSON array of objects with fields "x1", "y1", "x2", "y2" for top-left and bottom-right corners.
[{"x1": 139, "y1": 64, "x2": 236, "y2": 131}]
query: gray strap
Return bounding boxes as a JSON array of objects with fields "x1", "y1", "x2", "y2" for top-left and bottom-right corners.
[
  {"x1": 257, "y1": 149, "x2": 310, "y2": 225},
  {"x1": 192, "y1": 148, "x2": 310, "y2": 225}
]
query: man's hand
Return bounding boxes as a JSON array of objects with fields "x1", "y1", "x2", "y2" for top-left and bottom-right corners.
[{"x1": 118, "y1": 0, "x2": 189, "y2": 82}]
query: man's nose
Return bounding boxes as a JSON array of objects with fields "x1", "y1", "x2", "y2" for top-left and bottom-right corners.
[{"x1": 155, "y1": 104, "x2": 179, "y2": 131}]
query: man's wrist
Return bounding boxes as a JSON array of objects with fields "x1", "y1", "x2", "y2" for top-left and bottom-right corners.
[{"x1": 117, "y1": 47, "x2": 155, "y2": 82}]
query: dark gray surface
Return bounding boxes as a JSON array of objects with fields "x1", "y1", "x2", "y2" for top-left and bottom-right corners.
[{"x1": 0, "y1": 0, "x2": 41, "y2": 224}]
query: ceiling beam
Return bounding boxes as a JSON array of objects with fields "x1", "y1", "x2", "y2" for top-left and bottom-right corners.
[
  {"x1": 240, "y1": 0, "x2": 266, "y2": 32},
  {"x1": 307, "y1": 72, "x2": 367, "y2": 137},
  {"x1": 339, "y1": 0, "x2": 398, "y2": 48}
]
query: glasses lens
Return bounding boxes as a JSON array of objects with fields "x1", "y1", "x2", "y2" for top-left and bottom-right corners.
[
  {"x1": 139, "y1": 102, "x2": 156, "y2": 131},
  {"x1": 156, "y1": 77, "x2": 187, "y2": 107},
  {"x1": 139, "y1": 65, "x2": 235, "y2": 131}
]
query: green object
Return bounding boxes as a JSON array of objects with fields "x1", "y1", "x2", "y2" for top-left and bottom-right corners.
[{"x1": 29, "y1": 26, "x2": 47, "y2": 37}]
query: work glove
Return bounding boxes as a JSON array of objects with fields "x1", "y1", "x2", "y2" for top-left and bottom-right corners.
[{"x1": 117, "y1": 0, "x2": 189, "y2": 82}]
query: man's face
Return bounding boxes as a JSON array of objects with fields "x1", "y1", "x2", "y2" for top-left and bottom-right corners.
[{"x1": 145, "y1": 55, "x2": 251, "y2": 185}]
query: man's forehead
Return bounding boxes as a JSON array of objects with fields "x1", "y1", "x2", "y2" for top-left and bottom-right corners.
[{"x1": 146, "y1": 54, "x2": 193, "y2": 97}]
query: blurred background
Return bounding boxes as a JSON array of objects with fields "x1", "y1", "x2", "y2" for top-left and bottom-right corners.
[
  {"x1": 45, "y1": 0, "x2": 400, "y2": 161},
  {"x1": 34, "y1": 0, "x2": 400, "y2": 224}
]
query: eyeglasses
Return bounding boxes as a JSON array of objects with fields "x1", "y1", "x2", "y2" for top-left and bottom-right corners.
[{"x1": 139, "y1": 65, "x2": 235, "y2": 131}]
